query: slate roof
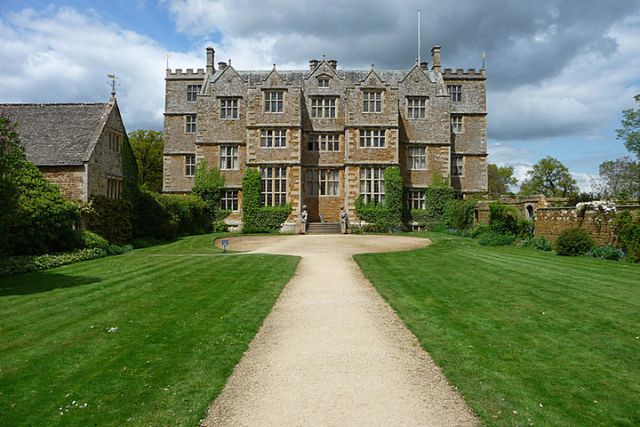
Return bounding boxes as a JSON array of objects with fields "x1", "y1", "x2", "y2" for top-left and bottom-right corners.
[{"x1": 0, "y1": 102, "x2": 114, "y2": 166}]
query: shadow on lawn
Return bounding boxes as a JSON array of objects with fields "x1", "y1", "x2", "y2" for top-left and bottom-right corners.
[{"x1": 0, "y1": 271, "x2": 101, "y2": 297}]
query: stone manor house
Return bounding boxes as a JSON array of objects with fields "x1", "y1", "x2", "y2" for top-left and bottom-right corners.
[{"x1": 163, "y1": 46, "x2": 487, "y2": 229}]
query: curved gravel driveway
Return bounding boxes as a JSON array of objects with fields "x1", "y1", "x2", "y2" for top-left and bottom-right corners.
[{"x1": 202, "y1": 234, "x2": 478, "y2": 426}]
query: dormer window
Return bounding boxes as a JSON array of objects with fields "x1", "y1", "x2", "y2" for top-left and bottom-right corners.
[{"x1": 318, "y1": 78, "x2": 329, "y2": 88}]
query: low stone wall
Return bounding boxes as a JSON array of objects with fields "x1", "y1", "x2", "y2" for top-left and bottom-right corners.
[{"x1": 535, "y1": 205, "x2": 640, "y2": 246}]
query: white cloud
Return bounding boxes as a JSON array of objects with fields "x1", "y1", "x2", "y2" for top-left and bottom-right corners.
[{"x1": 0, "y1": 7, "x2": 202, "y2": 130}]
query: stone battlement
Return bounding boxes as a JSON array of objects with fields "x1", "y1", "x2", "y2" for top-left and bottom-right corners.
[
  {"x1": 442, "y1": 68, "x2": 485, "y2": 78},
  {"x1": 166, "y1": 68, "x2": 206, "y2": 78}
]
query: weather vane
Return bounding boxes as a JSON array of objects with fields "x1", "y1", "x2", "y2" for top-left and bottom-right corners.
[{"x1": 107, "y1": 73, "x2": 118, "y2": 98}]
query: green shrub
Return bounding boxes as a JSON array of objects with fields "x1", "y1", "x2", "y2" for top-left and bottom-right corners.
[
  {"x1": 587, "y1": 245, "x2": 624, "y2": 261},
  {"x1": 87, "y1": 196, "x2": 133, "y2": 244},
  {"x1": 242, "y1": 205, "x2": 292, "y2": 233},
  {"x1": 424, "y1": 186, "x2": 455, "y2": 223},
  {"x1": 478, "y1": 231, "x2": 517, "y2": 246},
  {"x1": 554, "y1": 228, "x2": 595, "y2": 256},
  {"x1": 520, "y1": 236, "x2": 552, "y2": 251},
  {"x1": 156, "y1": 193, "x2": 210, "y2": 235},
  {"x1": 443, "y1": 199, "x2": 477, "y2": 230},
  {"x1": 616, "y1": 210, "x2": 640, "y2": 262},
  {"x1": 107, "y1": 244, "x2": 134, "y2": 255},
  {"x1": 471, "y1": 224, "x2": 491, "y2": 238},
  {"x1": 80, "y1": 230, "x2": 110, "y2": 250},
  {"x1": 130, "y1": 237, "x2": 164, "y2": 248},
  {"x1": 0, "y1": 248, "x2": 107, "y2": 277},
  {"x1": 131, "y1": 190, "x2": 169, "y2": 240},
  {"x1": 383, "y1": 167, "x2": 403, "y2": 230},
  {"x1": 488, "y1": 202, "x2": 520, "y2": 235}
]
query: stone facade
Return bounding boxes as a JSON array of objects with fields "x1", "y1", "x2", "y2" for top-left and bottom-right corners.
[{"x1": 163, "y1": 46, "x2": 488, "y2": 227}]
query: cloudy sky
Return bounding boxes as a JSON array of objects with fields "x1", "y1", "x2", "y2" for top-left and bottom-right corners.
[{"x1": 1, "y1": 0, "x2": 639, "y2": 190}]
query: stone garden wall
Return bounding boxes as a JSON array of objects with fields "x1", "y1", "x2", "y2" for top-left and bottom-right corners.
[{"x1": 534, "y1": 205, "x2": 640, "y2": 246}]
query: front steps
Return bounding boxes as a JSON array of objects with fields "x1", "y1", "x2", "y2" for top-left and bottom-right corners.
[{"x1": 306, "y1": 222, "x2": 341, "y2": 234}]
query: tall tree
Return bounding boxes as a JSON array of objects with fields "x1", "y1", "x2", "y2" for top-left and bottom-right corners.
[
  {"x1": 616, "y1": 94, "x2": 640, "y2": 159},
  {"x1": 596, "y1": 156, "x2": 640, "y2": 202},
  {"x1": 0, "y1": 117, "x2": 23, "y2": 254},
  {"x1": 519, "y1": 156, "x2": 578, "y2": 198},
  {"x1": 487, "y1": 164, "x2": 517, "y2": 197},
  {"x1": 128, "y1": 130, "x2": 164, "y2": 192}
]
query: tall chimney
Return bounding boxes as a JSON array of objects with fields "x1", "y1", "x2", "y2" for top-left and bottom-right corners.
[
  {"x1": 309, "y1": 59, "x2": 319, "y2": 70},
  {"x1": 431, "y1": 46, "x2": 441, "y2": 72},
  {"x1": 218, "y1": 62, "x2": 227, "y2": 71},
  {"x1": 328, "y1": 59, "x2": 337, "y2": 69},
  {"x1": 206, "y1": 47, "x2": 215, "y2": 73}
]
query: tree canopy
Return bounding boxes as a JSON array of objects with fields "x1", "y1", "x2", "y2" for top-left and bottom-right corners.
[
  {"x1": 128, "y1": 129, "x2": 164, "y2": 192},
  {"x1": 487, "y1": 164, "x2": 517, "y2": 198},
  {"x1": 595, "y1": 157, "x2": 640, "y2": 202},
  {"x1": 519, "y1": 156, "x2": 578, "y2": 198},
  {"x1": 616, "y1": 94, "x2": 640, "y2": 159}
]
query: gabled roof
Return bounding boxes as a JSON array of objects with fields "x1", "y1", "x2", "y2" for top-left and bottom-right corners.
[{"x1": 0, "y1": 101, "x2": 115, "y2": 166}]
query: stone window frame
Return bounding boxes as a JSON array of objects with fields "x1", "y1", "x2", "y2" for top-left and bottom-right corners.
[
  {"x1": 260, "y1": 129, "x2": 287, "y2": 148},
  {"x1": 107, "y1": 131, "x2": 122, "y2": 152},
  {"x1": 220, "y1": 145, "x2": 239, "y2": 170},
  {"x1": 187, "y1": 84, "x2": 201, "y2": 102},
  {"x1": 221, "y1": 189, "x2": 239, "y2": 211},
  {"x1": 308, "y1": 133, "x2": 339, "y2": 152},
  {"x1": 408, "y1": 145, "x2": 427, "y2": 170},
  {"x1": 359, "y1": 166, "x2": 385, "y2": 205},
  {"x1": 106, "y1": 177, "x2": 123, "y2": 200},
  {"x1": 359, "y1": 128, "x2": 386, "y2": 148},
  {"x1": 451, "y1": 154, "x2": 464, "y2": 177},
  {"x1": 408, "y1": 189, "x2": 425, "y2": 210},
  {"x1": 260, "y1": 166, "x2": 287, "y2": 207},
  {"x1": 220, "y1": 97, "x2": 239, "y2": 119},
  {"x1": 362, "y1": 90, "x2": 383, "y2": 113},
  {"x1": 406, "y1": 96, "x2": 427, "y2": 119},
  {"x1": 184, "y1": 154, "x2": 196, "y2": 177},
  {"x1": 310, "y1": 96, "x2": 336, "y2": 118},
  {"x1": 451, "y1": 115, "x2": 464, "y2": 134},
  {"x1": 305, "y1": 169, "x2": 339, "y2": 196},
  {"x1": 318, "y1": 77, "x2": 330, "y2": 88},
  {"x1": 185, "y1": 115, "x2": 197, "y2": 133},
  {"x1": 448, "y1": 84, "x2": 462, "y2": 102},
  {"x1": 263, "y1": 90, "x2": 284, "y2": 113}
]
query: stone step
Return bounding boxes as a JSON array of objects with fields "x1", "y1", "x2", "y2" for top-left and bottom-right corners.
[{"x1": 306, "y1": 222, "x2": 342, "y2": 234}]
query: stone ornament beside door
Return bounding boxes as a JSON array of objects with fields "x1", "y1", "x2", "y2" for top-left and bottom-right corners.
[{"x1": 300, "y1": 205, "x2": 308, "y2": 234}]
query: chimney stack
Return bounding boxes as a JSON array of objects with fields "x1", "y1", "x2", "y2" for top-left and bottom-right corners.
[
  {"x1": 420, "y1": 61, "x2": 429, "y2": 70},
  {"x1": 328, "y1": 59, "x2": 337, "y2": 69},
  {"x1": 206, "y1": 47, "x2": 215, "y2": 73},
  {"x1": 309, "y1": 59, "x2": 319, "y2": 70},
  {"x1": 431, "y1": 46, "x2": 441, "y2": 71},
  {"x1": 218, "y1": 62, "x2": 227, "y2": 71}
]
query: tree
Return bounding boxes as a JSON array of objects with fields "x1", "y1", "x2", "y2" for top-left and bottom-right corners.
[
  {"x1": 596, "y1": 156, "x2": 640, "y2": 202},
  {"x1": 487, "y1": 164, "x2": 517, "y2": 197},
  {"x1": 192, "y1": 160, "x2": 225, "y2": 217},
  {"x1": 128, "y1": 130, "x2": 164, "y2": 192},
  {"x1": 616, "y1": 94, "x2": 640, "y2": 159},
  {"x1": 0, "y1": 117, "x2": 23, "y2": 254},
  {"x1": 519, "y1": 156, "x2": 578, "y2": 198}
]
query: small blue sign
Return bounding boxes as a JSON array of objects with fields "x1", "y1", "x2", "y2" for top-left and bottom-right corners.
[{"x1": 221, "y1": 239, "x2": 229, "y2": 253}]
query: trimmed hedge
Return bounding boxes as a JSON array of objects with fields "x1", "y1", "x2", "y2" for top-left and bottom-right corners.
[
  {"x1": 87, "y1": 196, "x2": 133, "y2": 244},
  {"x1": 80, "y1": 230, "x2": 110, "y2": 251},
  {"x1": 0, "y1": 248, "x2": 107, "y2": 277}
]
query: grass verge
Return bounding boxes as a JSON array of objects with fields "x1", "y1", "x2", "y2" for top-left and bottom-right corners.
[
  {"x1": 0, "y1": 233, "x2": 299, "y2": 426},
  {"x1": 355, "y1": 233, "x2": 640, "y2": 426}
]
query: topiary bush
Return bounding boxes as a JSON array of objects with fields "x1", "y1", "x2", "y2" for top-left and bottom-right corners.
[
  {"x1": 554, "y1": 228, "x2": 595, "y2": 256},
  {"x1": 80, "y1": 230, "x2": 110, "y2": 250},
  {"x1": 587, "y1": 245, "x2": 624, "y2": 261}
]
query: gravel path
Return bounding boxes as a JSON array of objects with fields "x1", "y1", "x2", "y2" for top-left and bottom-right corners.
[{"x1": 202, "y1": 235, "x2": 478, "y2": 427}]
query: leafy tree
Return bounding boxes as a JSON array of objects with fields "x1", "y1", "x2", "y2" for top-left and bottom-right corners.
[
  {"x1": 192, "y1": 160, "x2": 225, "y2": 217},
  {"x1": 128, "y1": 130, "x2": 164, "y2": 192},
  {"x1": 487, "y1": 164, "x2": 517, "y2": 197},
  {"x1": 616, "y1": 94, "x2": 640, "y2": 158},
  {"x1": 519, "y1": 156, "x2": 578, "y2": 198},
  {"x1": 596, "y1": 156, "x2": 640, "y2": 202},
  {"x1": 0, "y1": 117, "x2": 23, "y2": 254}
]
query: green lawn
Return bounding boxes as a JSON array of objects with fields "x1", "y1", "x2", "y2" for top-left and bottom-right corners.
[
  {"x1": 0, "y1": 234, "x2": 299, "y2": 427},
  {"x1": 355, "y1": 233, "x2": 640, "y2": 426}
]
